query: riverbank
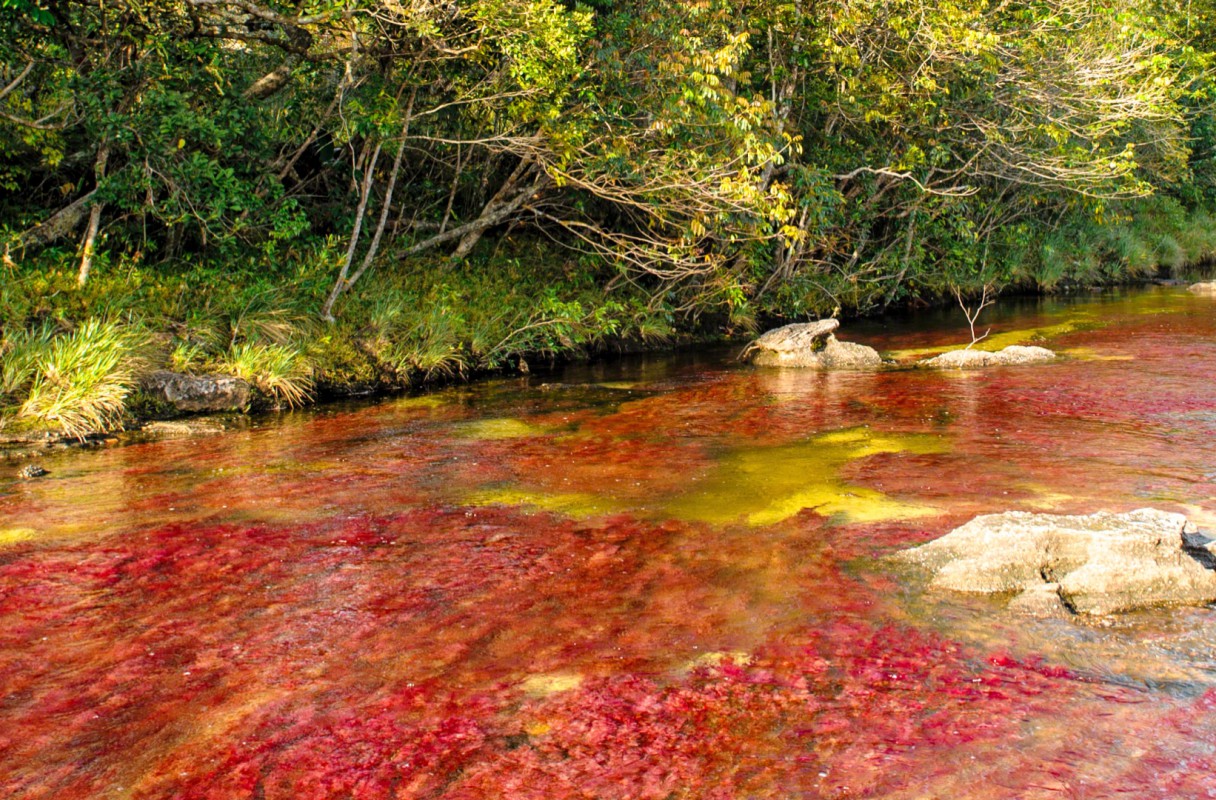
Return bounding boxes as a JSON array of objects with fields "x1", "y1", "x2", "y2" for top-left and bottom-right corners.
[
  {"x1": 0, "y1": 280, "x2": 1204, "y2": 466},
  {"x1": 3, "y1": 218, "x2": 1215, "y2": 453},
  {"x1": 0, "y1": 241, "x2": 690, "y2": 450}
]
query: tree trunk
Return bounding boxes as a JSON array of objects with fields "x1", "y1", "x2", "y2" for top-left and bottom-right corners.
[
  {"x1": 450, "y1": 158, "x2": 537, "y2": 260},
  {"x1": 244, "y1": 57, "x2": 299, "y2": 100},
  {"x1": 343, "y1": 97, "x2": 416, "y2": 297},
  {"x1": 77, "y1": 145, "x2": 110, "y2": 286},
  {"x1": 321, "y1": 141, "x2": 382, "y2": 321},
  {"x1": 15, "y1": 189, "x2": 96, "y2": 251},
  {"x1": 399, "y1": 169, "x2": 548, "y2": 260}
]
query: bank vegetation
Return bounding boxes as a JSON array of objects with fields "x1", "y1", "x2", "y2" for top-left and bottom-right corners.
[{"x1": 3, "y1": 0, "x2": 1216, "y2": 436}]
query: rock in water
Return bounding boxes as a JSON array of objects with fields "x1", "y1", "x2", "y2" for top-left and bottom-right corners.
[
  {"x1": 920, "y1": 345, "x2": 1055, "y2": 369},
  {"x1": 141, "y1": 371, "x2": 252, "y2": 412},
  {"x1": 1188, "y1": 281, "x2": 1216, "y2": 295},
  {"x1": 18, "y1": 464, "x2": 48, "y2": 479},
  {"x1": 893, "y1": 508, "x2": 1216, "y2": 615},
  {"x1": 748, "y1": 319, "x2": 839, "y2": 354},
  {"x1": 745, "y1": 320, "x2": 882, "y2": 369}
]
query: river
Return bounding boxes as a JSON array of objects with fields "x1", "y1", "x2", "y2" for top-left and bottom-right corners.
[{"x1": 2, "y1": 286, "x2": 1215, "y2": 798}]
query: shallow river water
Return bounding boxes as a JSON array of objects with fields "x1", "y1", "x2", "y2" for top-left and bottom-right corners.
[{"x1": 2, "y1": 286, "x2": 1216, "y2": 799}]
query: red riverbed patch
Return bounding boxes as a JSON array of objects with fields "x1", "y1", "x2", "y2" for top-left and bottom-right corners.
[{"x1": 4, "y1": 504, "x2": 1207, "y2": 799}]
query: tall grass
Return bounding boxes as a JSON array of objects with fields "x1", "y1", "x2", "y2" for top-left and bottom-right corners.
[
  {"x1": 0, "y1": 322, "x2": 55, "y2": 402},
  {"x1": 11, "y1": 320, "x2": 144, "y2": 439},
  {"x1": 222, "y1": 342, "x2": 314, "y2": 408}
]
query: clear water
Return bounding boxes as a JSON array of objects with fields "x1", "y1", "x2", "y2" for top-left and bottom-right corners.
[{"x1": 2, "y1": 286, "x2": 1215, "y2": 799}]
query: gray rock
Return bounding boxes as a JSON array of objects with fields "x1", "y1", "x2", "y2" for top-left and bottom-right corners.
[
  {"x1": 746, "y1": 321, "x2": 882, "y2": 370},
  {"x1": 893, "y1": 508, "x2": 1216, "y2": 615},
  {"x1": 18, "y1": 464, "x2": 48, "y2": 479},
  {"x1": 1188, "y1": 281, "x2": 1216, "y2": 295},
  {"x1": 747, "y1": 319, "x2": 840, "y2": 355},
  {"x1": 141, "y1": 371, "x2": 251, "y2": 412},
  {"x1": 920, "y1": 345, "x2": 1055, "y2": 369}
]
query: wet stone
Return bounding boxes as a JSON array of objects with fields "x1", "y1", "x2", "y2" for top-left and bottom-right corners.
[
  {"x1": 747, "y1": 319, "x2": 840, "y2": 353},
  {"x1": 920, "y1": 345, "x2": 1056, "y2": 369},
  {"x1": 1188, "y1": 281, "x2": 1216, "y2": 295},
  {"x1": 18, "y1": 464, "x2": 48, "y2": 479},
  {"x1": 747, "y1": 322, "x2": 883, "y2": 370},
  {"x1": 140, "y1": 370, "x2": 251, "y2": 412},
  {"x1": 894, "y1": 508, "x2": 1216, "y2": 615}
]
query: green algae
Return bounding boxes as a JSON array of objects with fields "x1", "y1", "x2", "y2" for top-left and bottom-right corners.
[
  {"x1": 888, "y1": 319, "x2": 1090, "y2": 361},
  {"x1": 458, "y1": 417, "x2": 548, "y2": 440},
  {"x1": 1059, "y1": 347, "x2": 1134, "y2": 362},
  {"x1": 394, "y1": 395, "x2": 447, "y2": 410},
  {"x1": 466, "y1": 487, "x2": 625, "y2": 518},
  {"x1": 593, "y1": 381, "x2": 646, "y2": 391},
  {"x1": 664, "y1": 427, "x2": 947, "y2": 526}
]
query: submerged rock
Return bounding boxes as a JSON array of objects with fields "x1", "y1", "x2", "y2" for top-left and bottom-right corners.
[
  {"x1": 893, "y1": 508, "x2": 1216, "y2": 615},
  {"x1": 745, "y1": 320, "x2": 882, "y2": 369},
  {"x1": 920, "y1": 345, "x2": 1055, "y2": 369},
  {"x1": 140, "y1": 419, "x2": 227, "y2": 438},
  {"x1": 141, "y1": 371, "x2": 251, "y2": 413},
  {"x1": 1188, "y1": 281, "x2": 1216, "y2": 295}
]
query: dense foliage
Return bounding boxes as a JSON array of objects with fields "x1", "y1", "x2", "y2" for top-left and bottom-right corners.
[{"x1": 2, "y1": 0, "x2": 1216, "y2": 433}]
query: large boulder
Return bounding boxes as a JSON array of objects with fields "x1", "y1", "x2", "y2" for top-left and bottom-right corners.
[
  {"x1": 1188, "y1": 281, "x2": 1216, "y2": 295},
  {"x1": 141, "y1": 371, "x2": 251, "y2": 413},
  {"x1": 745, "y1": 321, "x2": 882, "y2": 369},
  {"x1": 892, "y1": 508, "x2": 1216, "y2": 616},
  {"x1": 920, "y1": 345, "x2": 1055, "y2": 369}
]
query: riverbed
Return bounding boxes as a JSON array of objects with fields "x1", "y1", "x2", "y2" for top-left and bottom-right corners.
[{"x1": 2, "y1": 286, "x2": 1215, "y2": 799}]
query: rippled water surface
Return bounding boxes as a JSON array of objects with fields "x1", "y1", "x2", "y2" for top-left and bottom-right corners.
[{"x1": 3, "y1": 287, "x2": 1216, "y2": 799}]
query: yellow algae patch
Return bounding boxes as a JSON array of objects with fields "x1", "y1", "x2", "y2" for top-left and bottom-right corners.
[
  {"x1": 394, "y1": 394, "x2": 446, "y2": 410},
  {"x1": 747, "y1": 485, "x2": 939, "y2": 527},
  {"x1": 594, "y1": 381, "x2": 643, "y2": 390},
  {"x1": 520, "y1": 672, "x2": 584, "y2": 696},
  {"x1": 466, "y1": 487, "x2": 625, "y2": 519},
  {"x1": 1060, "y1": 347, "x2": 1134, "y2": 362},
  {"x1": 973, "y1": 320, "x2": 1086, "y2": 351},
  {"x1": 686, "y1": 650, "x2": 753, "y2": 670},
  {"x1": 0, "y1": 528, "x2": 38, "y2": 546},
  {"x1": 1016, "y1": 484, "x2": 1079, "y2": 511},
  {"x1": 665, "y1": 427, "x2": 946, "y2": 527},
  {"x1": 458, "y1": 417, "x2": 547, "y2": 440},
  {"x1": 888, "y1": 319, "x2": 1093, "y2": 361}
]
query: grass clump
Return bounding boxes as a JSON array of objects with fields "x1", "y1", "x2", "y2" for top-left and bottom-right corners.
[
  {"x1": 0, "y1": 322, "x2": 56, "y2": 401},
  {"x1": 3, "y1": 320, "x2": 143, "y2": 439},
  {"x1": 222, "y1": 343, "x2": 314, "y2": 409}
]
